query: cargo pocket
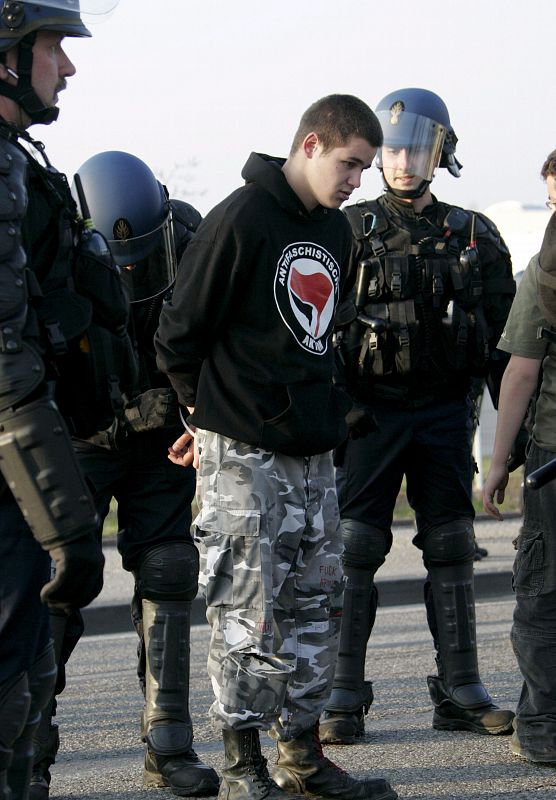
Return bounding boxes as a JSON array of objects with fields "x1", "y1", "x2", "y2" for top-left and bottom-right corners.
[
  {"x1": 195, "y1": 506, "x2": 263, "y2": 609},
  {"x1": 512, "y1": 527, "x2": 544, "y2": 597}
]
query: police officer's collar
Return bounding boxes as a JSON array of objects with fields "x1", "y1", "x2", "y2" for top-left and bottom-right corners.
[{"x1": 381, "y1": 190, "x2": 439, "y2": 220}]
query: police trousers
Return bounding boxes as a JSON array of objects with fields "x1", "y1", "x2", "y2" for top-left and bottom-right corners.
[
  {"x1": 194, "y1": 431, "x2": 344, "y2": 739},
  {"x1": 336, "y1": 398, "x2": 475, "y2": 546},
  {"x1": 0, "y1": 487, "x2": 51, "y2": 684},
  {"x1": 512, "y1": 439, "x2": 556, "y2": 753}
]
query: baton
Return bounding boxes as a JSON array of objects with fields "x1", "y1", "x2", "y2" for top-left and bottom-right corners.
[{"x1": 525, "y1": 456, "x2": 556, "y2": 490}]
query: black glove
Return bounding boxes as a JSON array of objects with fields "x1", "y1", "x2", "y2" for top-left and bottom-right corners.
[
  {"x1": 507, "y1": 426, "x2": 529, "y2": 473},
  {"x1": 41, "y1": 535, "x2": 105, "y2": 611},
  {"x1": 346, "y1": 402, "x2": 377, "y2": 440}
]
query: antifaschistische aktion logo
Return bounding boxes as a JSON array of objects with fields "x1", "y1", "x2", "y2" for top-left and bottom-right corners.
[{"x1": 274, "y1": 241, "x2": 340, "y2": 355}]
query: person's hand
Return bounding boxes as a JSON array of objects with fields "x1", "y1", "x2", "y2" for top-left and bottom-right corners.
[
  {"x1": 42, "y1": 535, "x2": 104, "y2": 611},
  {"x1": 346, "y1": 403, "x2": 377, "y2": 440},
  {"x1": 507, "y1": 426, "x2": 529, "y2": 472},
  {"x1": 482, "y1": 463, "x2": 510, "y2": 521},
  {"x1": 168, "y1": 429, "x2": 198, "y2": 469}
]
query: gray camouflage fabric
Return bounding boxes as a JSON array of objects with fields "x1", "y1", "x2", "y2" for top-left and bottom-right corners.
[{"x1": 194, "y1": 430, "x2": 344, "y2": 739}]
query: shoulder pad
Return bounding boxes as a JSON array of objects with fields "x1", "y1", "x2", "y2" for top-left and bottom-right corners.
[
  {"x1": 442, "y1": 204, "x2": 471, "y2": 233},
  {"x1": 474, "y1": 211, "x2": 510, "y2": 255},
  {"x1": 0, "y1": 136, "x2": 27, "y2": 222},
  {"x1": 171, "y1": 199, "x2": 203, "y2": 260},
  {"x1": 343, "y1": 198, "x2": 385, "y2": 240},
  {"x1": 170, "y1": 199, "x2": 202, "y2": 232}
]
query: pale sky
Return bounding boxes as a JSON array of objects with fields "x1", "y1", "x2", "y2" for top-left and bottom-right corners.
[{"x1": 39, "y1": 0, "x2": 555, "y2": 219}]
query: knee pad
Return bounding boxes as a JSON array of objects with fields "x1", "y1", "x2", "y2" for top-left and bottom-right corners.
[
  {"x1": 136, "y1": 541, "x2": 199, "y2": 602},
  {"x1": 341, "y1": 518, "x2": 390, "y2": 573},
  {"x1": 422, "y1": 520, "x2": 475, "y2": 568}
]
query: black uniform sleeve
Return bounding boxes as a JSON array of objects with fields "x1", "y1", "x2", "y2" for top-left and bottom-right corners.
[
  {"x1": 0, "y1": 136, "x2": 46, "y2": 410},
  {"x1": 0, "y1": 135, "x2": 103, "y2": 606},
  {"x1": 476, "y1": 213, "x2": 516, "y2": 405}
]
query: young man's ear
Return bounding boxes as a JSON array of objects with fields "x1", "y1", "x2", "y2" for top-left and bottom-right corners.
[{"x1": 302, "y1": 132, "x2": 319, "y2": 159}]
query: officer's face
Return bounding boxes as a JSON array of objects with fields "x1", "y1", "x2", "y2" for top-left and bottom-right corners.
[
  {"x1": 303, "y1": 135, "x2": 377, "y2": 211},
  {"x1": 30, "y1": 32, "x2": 76, "y2": 111},
  {"x1": 380, "y1": 145, "x2": 435, "y2": 192}
]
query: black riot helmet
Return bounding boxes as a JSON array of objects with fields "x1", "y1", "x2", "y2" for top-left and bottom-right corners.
[
  {"x1": 375, "y1": 87, "x2": 462, "y2": 200},
  {"x1": 72, "y1": 150, "x2": 179, "y2": 304},
  {"x1": 0, "y1": 1, "x2": 118, "y2": 124}
]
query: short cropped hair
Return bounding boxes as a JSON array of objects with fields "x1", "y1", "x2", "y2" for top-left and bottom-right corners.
[
  {"x1": 541, "y1": 149, "x2": 556, "y2": 180},
  {"x1": 290, "y1": 94, "x2": 383, "y2": 156}
]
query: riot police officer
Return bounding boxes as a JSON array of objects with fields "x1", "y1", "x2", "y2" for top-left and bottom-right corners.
[
  {"x1": 0, "y1": 3, "x2": 121, "y2": 799},
  {"x1": 30, "y1": 151, "x2": 220, "y2": 799},
  {"x1": 321, "y1": 88, "x2": 516, "y2": 744}
]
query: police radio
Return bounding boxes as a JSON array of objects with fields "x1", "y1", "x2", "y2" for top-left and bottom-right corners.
[
  {"x1": 459, "y1": 213, "x2": 482, "y2": 300},
  {"x1": 73, "y1": 172, "x2": 114, "y2": 264},
  {"x1": 459, "y1": 213, "x2": 479, "y2": 269}
]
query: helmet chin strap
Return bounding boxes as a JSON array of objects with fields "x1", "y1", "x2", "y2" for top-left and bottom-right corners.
[
  {"x1": 380, "y1": 170, "x2": 430, "y2": 201},
  {"x1": 0, "y1": 33, "x2": 59, "y2": 125}
]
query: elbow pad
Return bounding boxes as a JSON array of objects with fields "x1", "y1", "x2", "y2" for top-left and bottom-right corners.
[{"x1": 0, "y1": 393, "x2": 99, "y2": 549}]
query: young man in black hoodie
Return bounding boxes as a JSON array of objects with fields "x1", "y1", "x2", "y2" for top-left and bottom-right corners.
[{"x1": 155, "y1": 95, "x2": 397, "y2": 800}]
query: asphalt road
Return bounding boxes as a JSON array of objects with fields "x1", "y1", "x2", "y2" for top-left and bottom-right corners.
[{"x1": 47, "y1": 596, "x2": 556, "y2": 800}]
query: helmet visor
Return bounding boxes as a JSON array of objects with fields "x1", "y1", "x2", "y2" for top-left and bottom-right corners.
[
  {"x1": 110, "y1": 215, "x2": 178, "y2": 304},
  {"x1": 376, "y1": 109, "x2": 445, "y2": 184}
]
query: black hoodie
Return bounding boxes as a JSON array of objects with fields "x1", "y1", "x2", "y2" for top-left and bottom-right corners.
[{"x1": 155, "y1": 152, "x2": 353, "y2": 456}]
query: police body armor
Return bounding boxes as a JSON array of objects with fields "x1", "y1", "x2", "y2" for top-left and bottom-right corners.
[
  {"x1": 87, "y1": 199, "x2": 202, "y2": 448},
  {"x1": 342, "y1": 196, "x2": 514, "y2": 405},
  {"x1": 24, "y1": 152, "x2": 138, "y2": 440},
  {"x1": 0, "y1": 122, "x2": 136, "y2": 545}
]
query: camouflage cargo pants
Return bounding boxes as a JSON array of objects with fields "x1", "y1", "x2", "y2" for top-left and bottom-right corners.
[{"x1": 194, "y1": 430, "x2": 344, "y2": 739}]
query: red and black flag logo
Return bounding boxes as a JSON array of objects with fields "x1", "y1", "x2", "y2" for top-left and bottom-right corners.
[{"x1": 274, "y1": 242, "x2": 340, "y2": 354}]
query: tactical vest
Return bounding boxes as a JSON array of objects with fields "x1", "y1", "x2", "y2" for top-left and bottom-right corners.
[
  {"x1": 22, "y1": 141, "x2": 139, "y2": 439},
  {"x1": 344, "y1": 198, "x2": 500, "y2": 383}
]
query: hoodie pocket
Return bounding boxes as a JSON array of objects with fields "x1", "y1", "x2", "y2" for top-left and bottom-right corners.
[{"x1": 260, "y1": 382, "x2": 351, "y2": 456}]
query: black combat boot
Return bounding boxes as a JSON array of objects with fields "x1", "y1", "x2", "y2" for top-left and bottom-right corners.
[
  {"x1": 320, "y1": 682, "x2": 373, "y2": 745},
  {"x1": 219, "y1": 728, "x2": 301, "y2": 800},
  {"x1": 28, "y1": 724, "x2": 59, "y2": 800},
  {"x1": 320, "y1": 545, "x2": 379, "y2": 746},
  {"x1": 9, "y1": 645, "x2": 57, "y2": 800},
  {"x1": 426, "y1": 554, "x2": 514, "y2": 735},
  {"x1": 145, "y1": 749, "x2": 220, "y2": 796},
  {"x1": 141, "y1": 596, "x2": 219, "y2": 796},
  {"x1": 0, "y1": 673, "x2": 31, "y2": 800},
  {"x1": 29, "y1": 604, "x2": 73, "y2": 800},
  {"x1": 273, "y1": 723, "x2": 398, "y2": 800},
  {"x1": 428, "y1": 675, "x2": 514, "y2": 735}
]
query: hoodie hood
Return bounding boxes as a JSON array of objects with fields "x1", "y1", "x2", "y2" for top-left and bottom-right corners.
[{"x1": 241, "y1": 152, "x2": 329, "y2": 221}]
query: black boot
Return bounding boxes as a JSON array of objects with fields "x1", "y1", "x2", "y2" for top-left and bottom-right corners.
[
  {"x1": 320, "y1": 682, "x2": 373, "y2": 745},
  {"x1": 29, "y1": 604, "x2": 72, "y2": 800},
  {"x1": 141, "y1": 596, "x2": 219, "y2": 796},
  {"x1": 8, "y1": 645, "x2": 57, "y2": 800},
  {"x1": 428, "y1": 675, "x2": 514, "y2": 735},
  {"x1": 0, "y1": 673, "x2": 31, "y2": 800},
  {"x1": 220, "y1": 729, "x2": 300, "y2": 800},
  {"x1": 28, "y1": 724, "x2": 59, "y2": 800},
  {"x1": 321, "y1": 529, "x2": 380, "y2": 746},
  {"x1": 144, "y1": 749, "x2": 220, "y2": 797},
  {"x1": 273, "y1": 724, "x2": 397, "y2": 800},
  {"x1": 426, "y1": 552, "x2": 514, "y2": 736}
]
